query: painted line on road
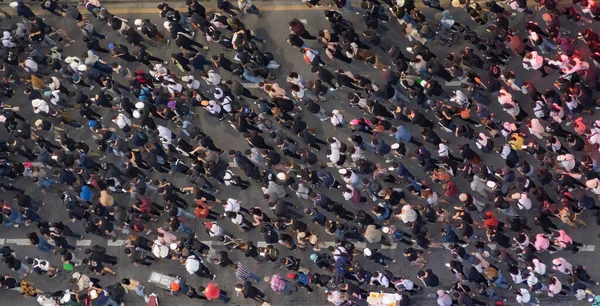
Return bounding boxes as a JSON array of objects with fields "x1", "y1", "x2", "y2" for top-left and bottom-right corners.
[
  {"x1": 581, "y1": 244, "x2": 595, "y2": 252},
  {"x1": 0, "y1": 237, "x2": 398, "y2": 250},
  {"x1": 107, "y1": 239, "x2": 126, "y2": 246},
  {"x1": 242, "y1": 83, "x2": 260, "y2": 89},
  {"x1": 445, "y1": 81, "x2": 463, "y2": 87},
  {"x1": 5, "y1": 239, "x2": 30, "y2": 245},
  {"x1": 26, "y1": 5, "x2": 328, "y2": 16},
  {"x1": 76, "y1": 240, "x2": 92, "y2": 247}
]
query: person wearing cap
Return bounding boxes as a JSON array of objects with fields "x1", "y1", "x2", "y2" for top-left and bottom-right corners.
[
  {"x1": 10, "y1": 1, "x2": 35, "y2": 20},
  {"x1": 170, "y1": 278, "x2": 206, "y2": 300},
  {"x1": 108, "y1": 43, "x2": 136, "y2": 62},
  {"x1": 364, "y1": 248, "x2": 396, "y2": 267}
]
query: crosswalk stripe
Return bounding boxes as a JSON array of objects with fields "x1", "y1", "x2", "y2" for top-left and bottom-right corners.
[{"x1": 76, "y1": 240, "x2": 92, "y2": 247}]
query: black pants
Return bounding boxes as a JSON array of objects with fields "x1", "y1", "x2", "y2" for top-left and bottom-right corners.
[
  {"x1": 299, "y1": 31, "x2": 316, "y2": 40},
  {"x1": 194, "y1": 263, "x2": 214, "y2": 279}
]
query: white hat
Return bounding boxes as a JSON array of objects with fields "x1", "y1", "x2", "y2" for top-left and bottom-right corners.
[
  {"x1": 135, "y1": 101, "x2": 145, "y2": 109},
  {"x1": 276, "y1": 173, "x2": 286, "y2": 180},
  {"x1": 586, "y1": 179, "x2": 599, "y2": 189},
  {"x1": 556, "y1": 155, "x2": 565, "y2": 161},
  {"x1": 382, "y1": 226, "x2": 390, "y2": 234},
  {"x1": 134, "y1": 19, "x2": 143, "y2": 26},
  {"x1": 9, "y1": 2, "x2": 18, "y2": 8},
  {"x1": 486, "y1": 181, "x2": 497, "y2": 188},
  {"x1": 391, "y1": 143, "x2": 400, "y2": 150},
  {"x1": 169, "y1": 243, "x2": 178, "y2": 250},
  {"x1": 65, "y1": 56, "x2": 73, "y2": 64},
  {"x1": 77, "y1": 64, "x2": 87, "y2": 72},
  {"x1": 133, "y1": 110, "x2": 141, "y2": 118},
  {"x1": 458, "y1": 193, "x2": 468, "y2": 201},
  {"x1": 89, "y1": 290, "x2": 98, "y2": 299},
  {"x1": 31, "y1": 99, "x2": 43, "y2": 107},
  {"x1": 163, "y1": 21, "x2": 171, "y2": 29},
  {"x1": 0, "y1": 115, "x2": 5, "y2": 123},
  {"x1": 511, "y1": 193, "x2": 521, "y2": 200},
  {"x1": 181, "y1": 76, "x2": 190, "y2": 82},
  {"x1": 363, "y1": 248, "x2": 372, "y2": 256},
  {"x1": 338, "y1": 169, "x2": 348, "y2": 175},
  {"x1": 420, "y1": 80, "x2": 427, "y2": 87}
]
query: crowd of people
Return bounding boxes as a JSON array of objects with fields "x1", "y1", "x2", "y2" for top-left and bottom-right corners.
[{"x1": 1, "y1": 0, "x2": 600, "y2": 305}]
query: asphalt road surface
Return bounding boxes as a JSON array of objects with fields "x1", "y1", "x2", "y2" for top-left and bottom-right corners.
[{"x1": 0, "y1": 1, "x2": 596, "y2": 306}]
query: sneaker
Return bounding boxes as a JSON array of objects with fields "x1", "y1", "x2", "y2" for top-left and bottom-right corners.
[
  {"x1": 212, "y1": 274, "x2": 217, "y2": 280},
  {"x1": 166, "y1": 39, "x2": 171, "y2": 46}
]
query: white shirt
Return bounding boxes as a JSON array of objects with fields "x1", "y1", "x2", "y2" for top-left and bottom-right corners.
[
  {"x1": 532, "y1": 258, "x2": 546, "y2": 275},
  {"x1": 522, "y1": 52, "x2": 544, "y2": 70},
  {"x1": 157, "y1": 125, "x2": 173, "y2": 147},
  {"x1": 185, "y1": 255, "x2": 200, "y2": 274},
  {"x1": 205, "y1": 100, "x2": 221, "y2": 114},
  {"x1": 23, "y1": 58, "x2": 38, "y2": 73},
  {"x1": 330, "y1": 110, "x2": 345, "y2": 126},
  {"x1": 205, "y1": 70, "x2": 221, "y2": 85},
  {"x1": 113, "y1": 113, "x2": 131, "y2": 129},
  {"x1": 516, "y1": 288, "x2": 531, "y2": 303},
  {"x1": 515, "y1": 193, "x2": 532, "y2": 210},
  {"x1": 224, "y1": 198, "x2": 241, "y2": 213},
  {"x1": 32, "y1": 99, "x2": 50, "y2": 114}
]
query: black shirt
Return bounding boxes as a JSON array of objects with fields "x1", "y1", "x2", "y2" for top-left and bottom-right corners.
[{"x1": 422, "y1": 269, "x2": 439, "y2": 287}]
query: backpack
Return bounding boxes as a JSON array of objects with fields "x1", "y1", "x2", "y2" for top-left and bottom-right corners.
[{"x1": 317, "y1": 171, "x2": 335, "y2": 186}]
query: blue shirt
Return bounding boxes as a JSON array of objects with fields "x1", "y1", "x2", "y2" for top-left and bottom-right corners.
[
  {"x1": 395, "y1": 125, "x2": 412, "y2": 142},
  {"x1": 80, "y1": 186, "x2": 93, "y2": 201}
]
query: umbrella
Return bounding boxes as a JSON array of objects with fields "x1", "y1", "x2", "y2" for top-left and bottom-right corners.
[{"x1": 270, "y1": 274, "x2": 286, "y2": 292}]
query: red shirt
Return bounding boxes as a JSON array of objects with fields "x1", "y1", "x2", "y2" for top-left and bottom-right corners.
[
  {"x1": 205, "y1": 283, "x2": 220, "y2": 300},
  {"x1": 483, "y1": 213, "x2": 499, "y2": 228},
  {"x1": 194, "y1": 201, "x2": 209, "y2": 219}
]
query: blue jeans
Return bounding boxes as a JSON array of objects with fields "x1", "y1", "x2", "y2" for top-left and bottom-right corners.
[
  {"x1": 133, "y1": 285, "x2": 146, "y2": 297},
  {"x1": 217, "y1": 290, "x2": 230, "y2": 303},
  {"x1": 494, "y1": 272, "x2": 509, "y2": 288},
  {"x1": 177, "y1": 208, "x2": 197, "y2": 221},
  {"x1": 344, "y1": 1, "x2": 361, "y2": 13},
  {"x1": 178, "y1": 223, "x2": 194, "y2": 235},
  {"x1": 38, "y1": 238, "x2": 54, "y2": 253},
  {"x1": 248, "y1": 273, "x2": 261, "y2": 283}
]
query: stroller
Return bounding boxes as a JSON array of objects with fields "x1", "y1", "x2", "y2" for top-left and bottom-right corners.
[{"x1": 147, "y1": 293, "x2": 159, "y2": 306}]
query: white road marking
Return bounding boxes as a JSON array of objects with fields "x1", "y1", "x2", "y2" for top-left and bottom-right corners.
[
  {"x1": 76, "y1": 240, "x2": 92, "y2": 247},
  {"x1": 5, "y1": 239, "x2": 30, "y2": 245},
  {"x1": 580, "y1": 245, "x2": 596, "y2": 252},
  {"x1": 0, "y1": 238, "x2": 400, "y2": 249},
  {"x1": 107, "y1": 239, "x2": 126, "y2": 246},
  {"x1": 445, "y1": 81, "x2": 462, "y2": 87},
  {"x1": 241, "y1": 83, "x2": 260, "y2": 89}
]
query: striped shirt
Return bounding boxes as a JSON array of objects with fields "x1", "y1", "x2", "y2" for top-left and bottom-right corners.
[{"x1": 234, "y1": 262, "x2": 254, "y2": 282}]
